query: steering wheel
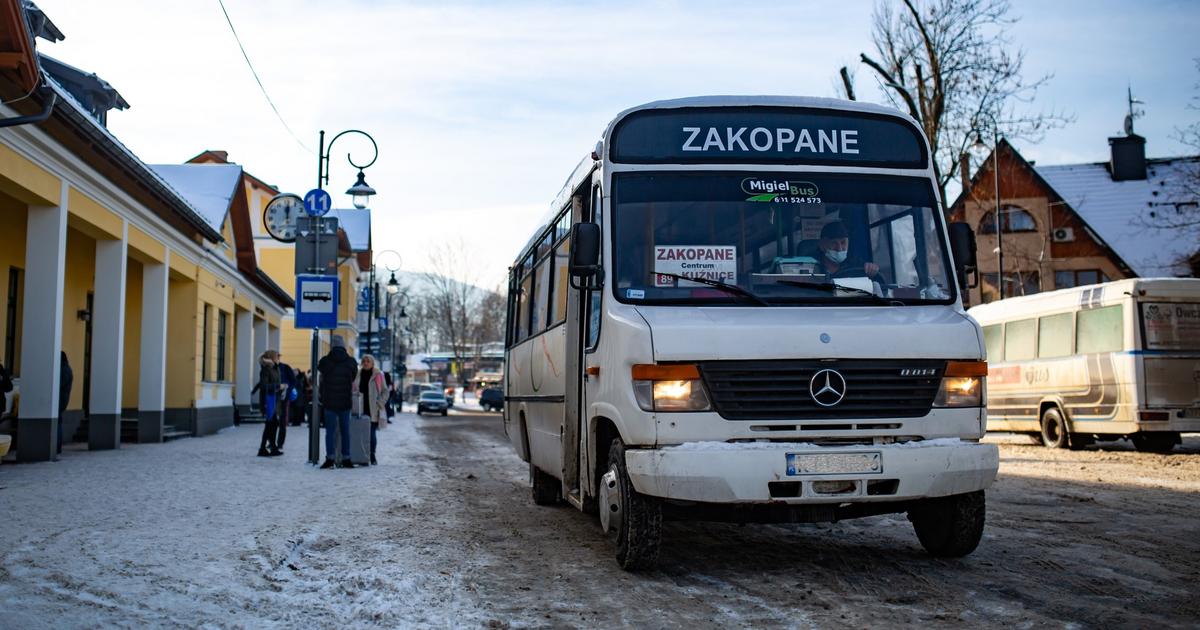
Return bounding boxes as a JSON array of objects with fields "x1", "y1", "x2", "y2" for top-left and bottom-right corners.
[{"x1": 831, "y1": 265, "x2": 868, "y2": 279}]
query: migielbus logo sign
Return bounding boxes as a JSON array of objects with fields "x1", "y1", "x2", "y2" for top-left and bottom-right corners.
[{"x1": 741, "y1": 177, "x2": 818, "y2": 202}]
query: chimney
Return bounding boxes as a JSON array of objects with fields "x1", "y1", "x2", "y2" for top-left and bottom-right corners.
[
  {"x1": 1108, "y1": 134, "x2": 1146, "y2": 181},
  {"x1": 210, "y1": 150, "x2": 229, "y2": 162}
]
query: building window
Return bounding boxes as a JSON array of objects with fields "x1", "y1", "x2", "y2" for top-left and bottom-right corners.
[
  {"x1": 5, "y1": 267, "x2": 22, "y2": 376},
  {"x1": 979, "y1": 205, "x2": 1038, "y2": 234},
  {"x1": 217, "y1": 311, "x2": 228, "y2": 382},
  {"x1": 1054, "y1": 269, "x2": 1109, "y2": 289},
  {"x1": 202, "y1": 304, "x2": 211, "y2": 381},
  {"x1": 980, "y1": 271, "x2": 1040, "y2": 303}
]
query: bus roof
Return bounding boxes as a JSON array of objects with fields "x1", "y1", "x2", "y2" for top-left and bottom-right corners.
[
  {"x1": 967, "y1": 277, "x2": 1200, "y2": 324},
  {"x1": 512, "y1": 95, "x2": 928, "y2": 269}
]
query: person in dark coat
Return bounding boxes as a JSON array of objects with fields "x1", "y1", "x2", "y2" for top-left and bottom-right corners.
[
  {"x1": 0, "y1": 361, "x2": 12, "y2": 417},
  {"x1": 58, "y1": 351, "x2": 72, "y2": 455},
  {"x1": 317, "y1": 335, "x2": 357, "y2": 469},
  {"x1": 276, "y1": 357, "x2": 296, "y2": 447},
  {"x1": 290, "y1": 370, "x2": 308, "y2": 426},
  {"x1": 254, "y1": 350, "x2": 283, "y2": 457}
]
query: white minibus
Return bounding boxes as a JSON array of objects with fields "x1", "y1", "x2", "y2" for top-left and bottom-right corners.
[
  {"x1": 503, "y1": 96, "x2": 998, "y2": 569},
  {"x1": 969, "y1": 278, "x2": 1200, "y2": 452}
]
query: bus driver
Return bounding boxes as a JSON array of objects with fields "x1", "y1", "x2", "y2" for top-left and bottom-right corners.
[{"x1": 817, "y1": 220, "x2": 881, "y2": 280}]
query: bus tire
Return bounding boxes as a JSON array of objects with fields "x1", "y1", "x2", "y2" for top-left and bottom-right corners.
[
  {"x1": 603, "y1": 439, "x2": 662, "y2": 571},
  {"x1": 1131, "y1": 432, "x2": 1180, "y2": 453},
  {"x1": 1040, "y1": 407, "x2": 1070, "y2": 449},
  {"x1": 531, "y1": 463, "x2": 561, "y2": 506},
  {"x1": 908, "y1": 490, "x2": 986, "y2": 557}
]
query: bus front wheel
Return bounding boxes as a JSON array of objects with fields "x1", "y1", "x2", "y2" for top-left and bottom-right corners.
[
  {"x1": 1040, "y1": 407, "x2": 1070, "y2": 449},
  {"x1": 908, "y1": 490, "x2": 986, "y2": 557},
  {"x1": 601, "y1": 439, "x2": 662, "y2": 571}
]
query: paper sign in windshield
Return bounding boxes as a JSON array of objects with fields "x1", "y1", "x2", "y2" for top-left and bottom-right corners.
[{"x1": 654, "y1": 245, "x2": 737, "y2": 287}]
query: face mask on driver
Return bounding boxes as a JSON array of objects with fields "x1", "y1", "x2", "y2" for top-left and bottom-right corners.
[{"x1": 825, "y1": 249, "x2": 848, "y2": 264}]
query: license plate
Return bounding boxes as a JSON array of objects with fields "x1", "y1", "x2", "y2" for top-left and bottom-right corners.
[
  {"x1": 786, "y1": 452, "x2": 882, "y2": 476},
  {"x1": 1183, "y1": 407, "x2": 1200, "y2": 419}
]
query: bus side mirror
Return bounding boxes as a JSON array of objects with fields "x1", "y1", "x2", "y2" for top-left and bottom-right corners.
[
  {"x1": 949, "y1": 222, "x2": 978, "y2": 289},
  {"x1": 569, "y1": 222, "x2": 601, "y2": 278}
]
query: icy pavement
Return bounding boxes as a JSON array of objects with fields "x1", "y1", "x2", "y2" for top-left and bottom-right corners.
[
  {"x1": 1, "y1": 415, "x2": 1198, "y2": 628},
  {"x1": 0, "y1": 416, "x2": 488, "y2": 628}
]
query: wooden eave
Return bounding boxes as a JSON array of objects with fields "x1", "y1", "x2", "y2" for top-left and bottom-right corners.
[{"x1": 0, "y1": 0, "x2": 39, "y2": 95}]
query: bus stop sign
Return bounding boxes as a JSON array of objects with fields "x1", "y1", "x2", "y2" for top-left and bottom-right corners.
[{"x1": 295, "y1": 274, "x2": 339, "y2": 329}]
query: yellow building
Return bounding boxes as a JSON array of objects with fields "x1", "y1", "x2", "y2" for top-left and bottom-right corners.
[
  {"x1": 188, "y1": 151, "x2": 373, "y2": 373},
  {"x1": 0, "y1": 5, "x2": 291, "y2": 461}
]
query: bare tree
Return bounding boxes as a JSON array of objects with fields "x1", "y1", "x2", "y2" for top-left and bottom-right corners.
[
  {"x1": 851, "y1": 0, "x2": 1070, "y2": 211},
  {"x1": 423, "y1": 241, "x2": 481, "y2": 385},
  {"x1": 1144, "y1": 59, "x2": 1200, "y2": 232}
]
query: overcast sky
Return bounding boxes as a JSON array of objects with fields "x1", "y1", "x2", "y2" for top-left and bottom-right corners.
[{"x1": 34, "y1": 0, "x2": 1200, "y2": 289}]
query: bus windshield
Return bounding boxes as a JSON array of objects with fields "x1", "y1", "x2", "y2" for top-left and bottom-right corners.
[{"x1": 611, "y1": 171, "x2": 955, "y2": 305}]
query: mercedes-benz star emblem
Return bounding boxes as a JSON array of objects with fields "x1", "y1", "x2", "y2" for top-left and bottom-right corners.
[{"x1": 809, "y1": 369, "x2": 847, "y2": 407}]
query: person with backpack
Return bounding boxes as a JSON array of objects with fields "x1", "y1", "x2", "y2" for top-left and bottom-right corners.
[{"x1": 254, "y1": 350, "x2": 283, "y2": 457}]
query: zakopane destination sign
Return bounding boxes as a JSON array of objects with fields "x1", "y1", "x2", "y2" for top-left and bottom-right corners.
[{"x1": 610, "y1": 106, "x2": 927, "y2": 168}]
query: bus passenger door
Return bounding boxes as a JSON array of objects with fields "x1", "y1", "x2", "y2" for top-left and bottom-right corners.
[{"x1": 561, "y1": 183, "x2": 599, "y2": 506}]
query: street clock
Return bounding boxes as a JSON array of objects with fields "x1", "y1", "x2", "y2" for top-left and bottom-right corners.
[{"x1": 263, "y1": 193, "x2": 304, "y2": 242}]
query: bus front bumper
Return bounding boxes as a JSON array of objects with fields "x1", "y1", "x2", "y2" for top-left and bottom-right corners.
[{"x1": 623, "y1": 439, "x2": 998, "y2": 504}]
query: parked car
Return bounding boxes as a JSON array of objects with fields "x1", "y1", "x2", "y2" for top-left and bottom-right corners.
[
  {"x1": 479, "y1": 388, "x2": 504, "y2": 412},
  {"x1": 416, "y1": 391, "x2": 449, "y2": 416}
]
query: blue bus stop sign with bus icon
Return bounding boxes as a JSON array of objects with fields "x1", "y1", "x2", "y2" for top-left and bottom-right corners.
[
  {"x1": 295, "y1": 274, "x2": 339, "y2": 329},
  {"x1": 303, "y1": 188, "x2": 332, "y2": 217}
]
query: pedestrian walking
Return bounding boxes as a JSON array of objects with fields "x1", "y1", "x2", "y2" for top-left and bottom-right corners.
[
  {"x1": 254, "y1": 350, "x2": 283, "y2": 457},
  {"x1": 317, "y1": 335, "x2": 357, "y2": 469},
  {"x1": 383, "y1": 371, "x2": 395, "y2": 424},
  {"x1": 358, "y1": 354, "x2": 387, "y2": 465},
  {"x1": 58, "y1": 351, "x2": 72, "y2": 455}
]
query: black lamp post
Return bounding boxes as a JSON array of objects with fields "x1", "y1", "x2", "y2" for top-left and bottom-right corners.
[
  {"x1": 385, "y1": 271, "x2": 409, "y2": 403},
  {"x1": 307, "y1": 129, "x2": 378, "y2": 465}
]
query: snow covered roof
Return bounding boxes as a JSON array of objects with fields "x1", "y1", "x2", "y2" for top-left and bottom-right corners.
[
  {"x1": 150, "y1": 164, "x2": 243, "y2": 233},
  {"x1": 333, "y1": 208, "x2": 371, "y2": 252},
  {"x1": 1036, "y1": 158, "x2": 1200, "y2": 277}
]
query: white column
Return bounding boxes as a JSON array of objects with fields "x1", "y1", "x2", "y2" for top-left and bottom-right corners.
[
  {"x1": 88, "y1": 223, "x2": 128, "y2": 450},
  {"x1": 137, "y1": 249, "x2": 170, "y2": 443},
  {"x1": 268, "y1": 324, "x2": 280, "y2": 353},
  {"x1": 18, "y1": 182, "x2": 68, "y2": 462},
  {"x1": 252, "y1": 317, "x2": 267, "y2": 409},
  {"x1": 254, "y1": 317, "x2": 268, "y2": 358},
  {"x1": 234, "y1": 308, "x2": 254, "y2": 409}
]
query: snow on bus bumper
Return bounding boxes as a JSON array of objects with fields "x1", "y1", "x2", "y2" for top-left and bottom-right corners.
[{"x1": 623, "y1": 438, "x2": 999, "y2": 504}]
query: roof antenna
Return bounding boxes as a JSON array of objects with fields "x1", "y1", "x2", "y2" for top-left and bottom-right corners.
[{"x1": 1124, "y1": 84, "x2": 1144, "y2": 136}]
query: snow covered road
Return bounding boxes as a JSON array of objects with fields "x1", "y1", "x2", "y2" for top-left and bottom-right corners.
[{"x1": 1, "y1": 413, "x2": 1198, "y2": 628}]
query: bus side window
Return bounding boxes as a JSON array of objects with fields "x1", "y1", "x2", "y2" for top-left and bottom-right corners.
[
  {"x1": 1076, "y1": 305, "x2": 1123, "y2": 354},
  {"x1": 1037, "y1": 312, "x2": 1073, "y2": 358},
  {"x1": 1004, "y1": 318, "x2": 1037, "y2": 361},
  {"x1": 982, "y1": 324, "x2": 1003, "y2": 362}
]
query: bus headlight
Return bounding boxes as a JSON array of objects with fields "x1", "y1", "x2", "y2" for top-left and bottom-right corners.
[
  {"x1": 932, "y1": 360, "x2": 987, "y2": 408},
  {"x1": 632, "y1": 364, "x2": 712, "y2": 412}
]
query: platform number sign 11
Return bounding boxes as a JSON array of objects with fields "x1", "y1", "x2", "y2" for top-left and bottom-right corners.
[{"x1": 303, "y1": 188, "x2": 333, "y2": 217}]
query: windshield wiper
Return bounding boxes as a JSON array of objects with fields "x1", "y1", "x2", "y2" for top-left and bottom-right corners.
[
  {"x1": 772, "y1": 279, "x2": 903, "y2": 306},
  {"x1": 653, "y1": 272, "x2": 771, "y2": 306}
]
